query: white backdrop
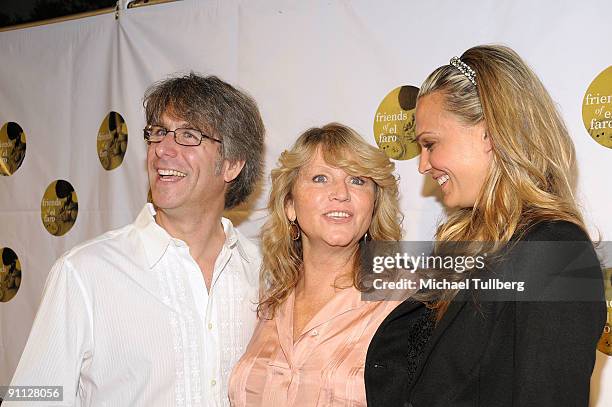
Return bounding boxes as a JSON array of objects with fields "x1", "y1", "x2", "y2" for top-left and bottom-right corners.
[{"x1": 0, "y1": 0, "x2": 610, "y2": 405}]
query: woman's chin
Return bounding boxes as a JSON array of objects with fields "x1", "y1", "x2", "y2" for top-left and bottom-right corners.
[
  {"x1": 323, "y1": 236, "x2": 360, "y2": 249},
  {"x1": 303, "y1": 232, "x2": 364, "y2": 250}
]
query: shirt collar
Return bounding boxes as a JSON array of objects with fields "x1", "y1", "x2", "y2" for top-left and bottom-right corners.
[
  {"x1": 134, "y1": 203, "x2": 251, "y2": 269},
  {"x1": 220, "y1": 216, "x2": 251, "y2": 263}
]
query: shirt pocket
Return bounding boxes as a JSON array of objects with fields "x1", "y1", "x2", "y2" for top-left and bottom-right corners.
[
  {"x1": 267, "y1": 359, "x2": 291, "y2": 373},
  {"x1": 263, "y1": 359, "x2": 292, "y2": 392}
]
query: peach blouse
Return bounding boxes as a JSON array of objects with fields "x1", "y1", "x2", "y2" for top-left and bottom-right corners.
[{"x1": 228, "y1": 287, "x2": 401, "y2": 406}]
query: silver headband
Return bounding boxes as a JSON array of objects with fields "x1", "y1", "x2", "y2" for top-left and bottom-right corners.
[{"x1": 450, "y1": 56, "x2": 477, "y2": 86}]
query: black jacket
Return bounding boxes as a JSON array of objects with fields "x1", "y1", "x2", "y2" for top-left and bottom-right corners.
[{"x1": 365, "y1": 221, "x2": 606, "y2": 407}]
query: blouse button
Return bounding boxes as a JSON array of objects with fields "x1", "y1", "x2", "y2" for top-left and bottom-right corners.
[{"x1": 310, "y1": 329, "x2": 318, "y2": 337}]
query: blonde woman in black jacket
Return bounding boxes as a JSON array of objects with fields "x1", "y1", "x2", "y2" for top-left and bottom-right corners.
[{"x1": 365, "y1": 45, "x2": 606, "y2": 407}]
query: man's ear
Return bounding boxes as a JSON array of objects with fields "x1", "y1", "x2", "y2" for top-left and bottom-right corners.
[{"x1": 223, "y1": 159, "x2": 246, "y2": 183}]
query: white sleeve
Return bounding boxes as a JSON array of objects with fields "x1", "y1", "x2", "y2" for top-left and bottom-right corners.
[{"x1": 5, "y1": 256, "x2": 93, "y2": 407}]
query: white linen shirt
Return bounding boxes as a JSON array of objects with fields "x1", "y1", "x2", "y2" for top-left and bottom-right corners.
[{"x1": 7, "y1": 204, "x2": 260, "y2": 407}]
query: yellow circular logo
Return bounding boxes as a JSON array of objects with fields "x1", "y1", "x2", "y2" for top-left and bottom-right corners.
[
  {"x1": 41, "y1": 180, "x2": 78, "y2": 236},
  {"x1": 0, "y1": 122, "x2": 27, "y2": 176},
  {"x1": 97, "y1": 111, "x2": 128, "y2": 170},
  {"x1": 598, "y1": 267, "x2": 612, "y2": 356},
  {"x1": 582, "y1": 66, "x2": 612, "y2": 148},
  {"x1": 374, "y1": 85, "x2": 421, "y2": 160},
  {"x1": 0, "y1": 247, "x2": 21, "y2": 302}
]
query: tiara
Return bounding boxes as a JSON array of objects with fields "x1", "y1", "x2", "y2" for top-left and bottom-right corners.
[{"x1": 450, "y1": 56, "x2": 477, "y2": 86}]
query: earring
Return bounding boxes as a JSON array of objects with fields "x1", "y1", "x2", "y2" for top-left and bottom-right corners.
[
  {"x1": 363, "y1": 231, "x2": 370, "y2": 242},
  {"x1": 289, "y1": 219, "x2": 301, "y2": 241}
]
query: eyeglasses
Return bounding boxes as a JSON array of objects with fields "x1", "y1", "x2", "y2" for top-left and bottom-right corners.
[{"x1": 143, "y1": 125, "x2": 221, "y2": 146}]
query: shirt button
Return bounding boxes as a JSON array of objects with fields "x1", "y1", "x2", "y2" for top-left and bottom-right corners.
[
  {"x1": 311, "y1": 330, "x2": 318, "y2": 337},
  {"x1": 211, "y1": 379, "x2": 216, "y2": 386},
  {"x1": 208, "y1": 323, "x2": 213, "y2": 330}
]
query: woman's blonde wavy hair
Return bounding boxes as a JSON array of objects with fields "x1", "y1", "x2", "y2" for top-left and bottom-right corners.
[
  {"x1": 417, "y1": 45, "x2": 586, "y2": 315},
  {"x1": 258, "y1": 123, "x2": 402, "y2": 318}
]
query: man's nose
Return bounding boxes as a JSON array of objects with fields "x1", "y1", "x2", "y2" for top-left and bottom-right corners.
[{"x1": 154, "y1": 131, "x2": 179, "y2": 157}]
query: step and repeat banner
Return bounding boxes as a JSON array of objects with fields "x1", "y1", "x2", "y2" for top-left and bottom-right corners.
[{"x1": 0, "y1": 0, "x2": 610, "y2": 404}]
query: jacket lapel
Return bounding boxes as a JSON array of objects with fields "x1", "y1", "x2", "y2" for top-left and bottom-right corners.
[{"x1": 405, "y1": 289, "x2": 469, "y2": 398}]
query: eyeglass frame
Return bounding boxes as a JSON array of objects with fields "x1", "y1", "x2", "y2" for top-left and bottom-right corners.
[{"x1": 143, "y1": 124, "x2": 222, "y2": 147}]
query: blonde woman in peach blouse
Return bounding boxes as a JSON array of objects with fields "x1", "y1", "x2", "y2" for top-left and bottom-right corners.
[{"x1": 228, "y1": 123, "x2": 405, "y2": 406}]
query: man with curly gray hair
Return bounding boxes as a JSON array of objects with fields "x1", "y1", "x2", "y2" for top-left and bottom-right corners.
[{"x1": 8, "y1": 73, "x2": 265, "y2": 407}]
